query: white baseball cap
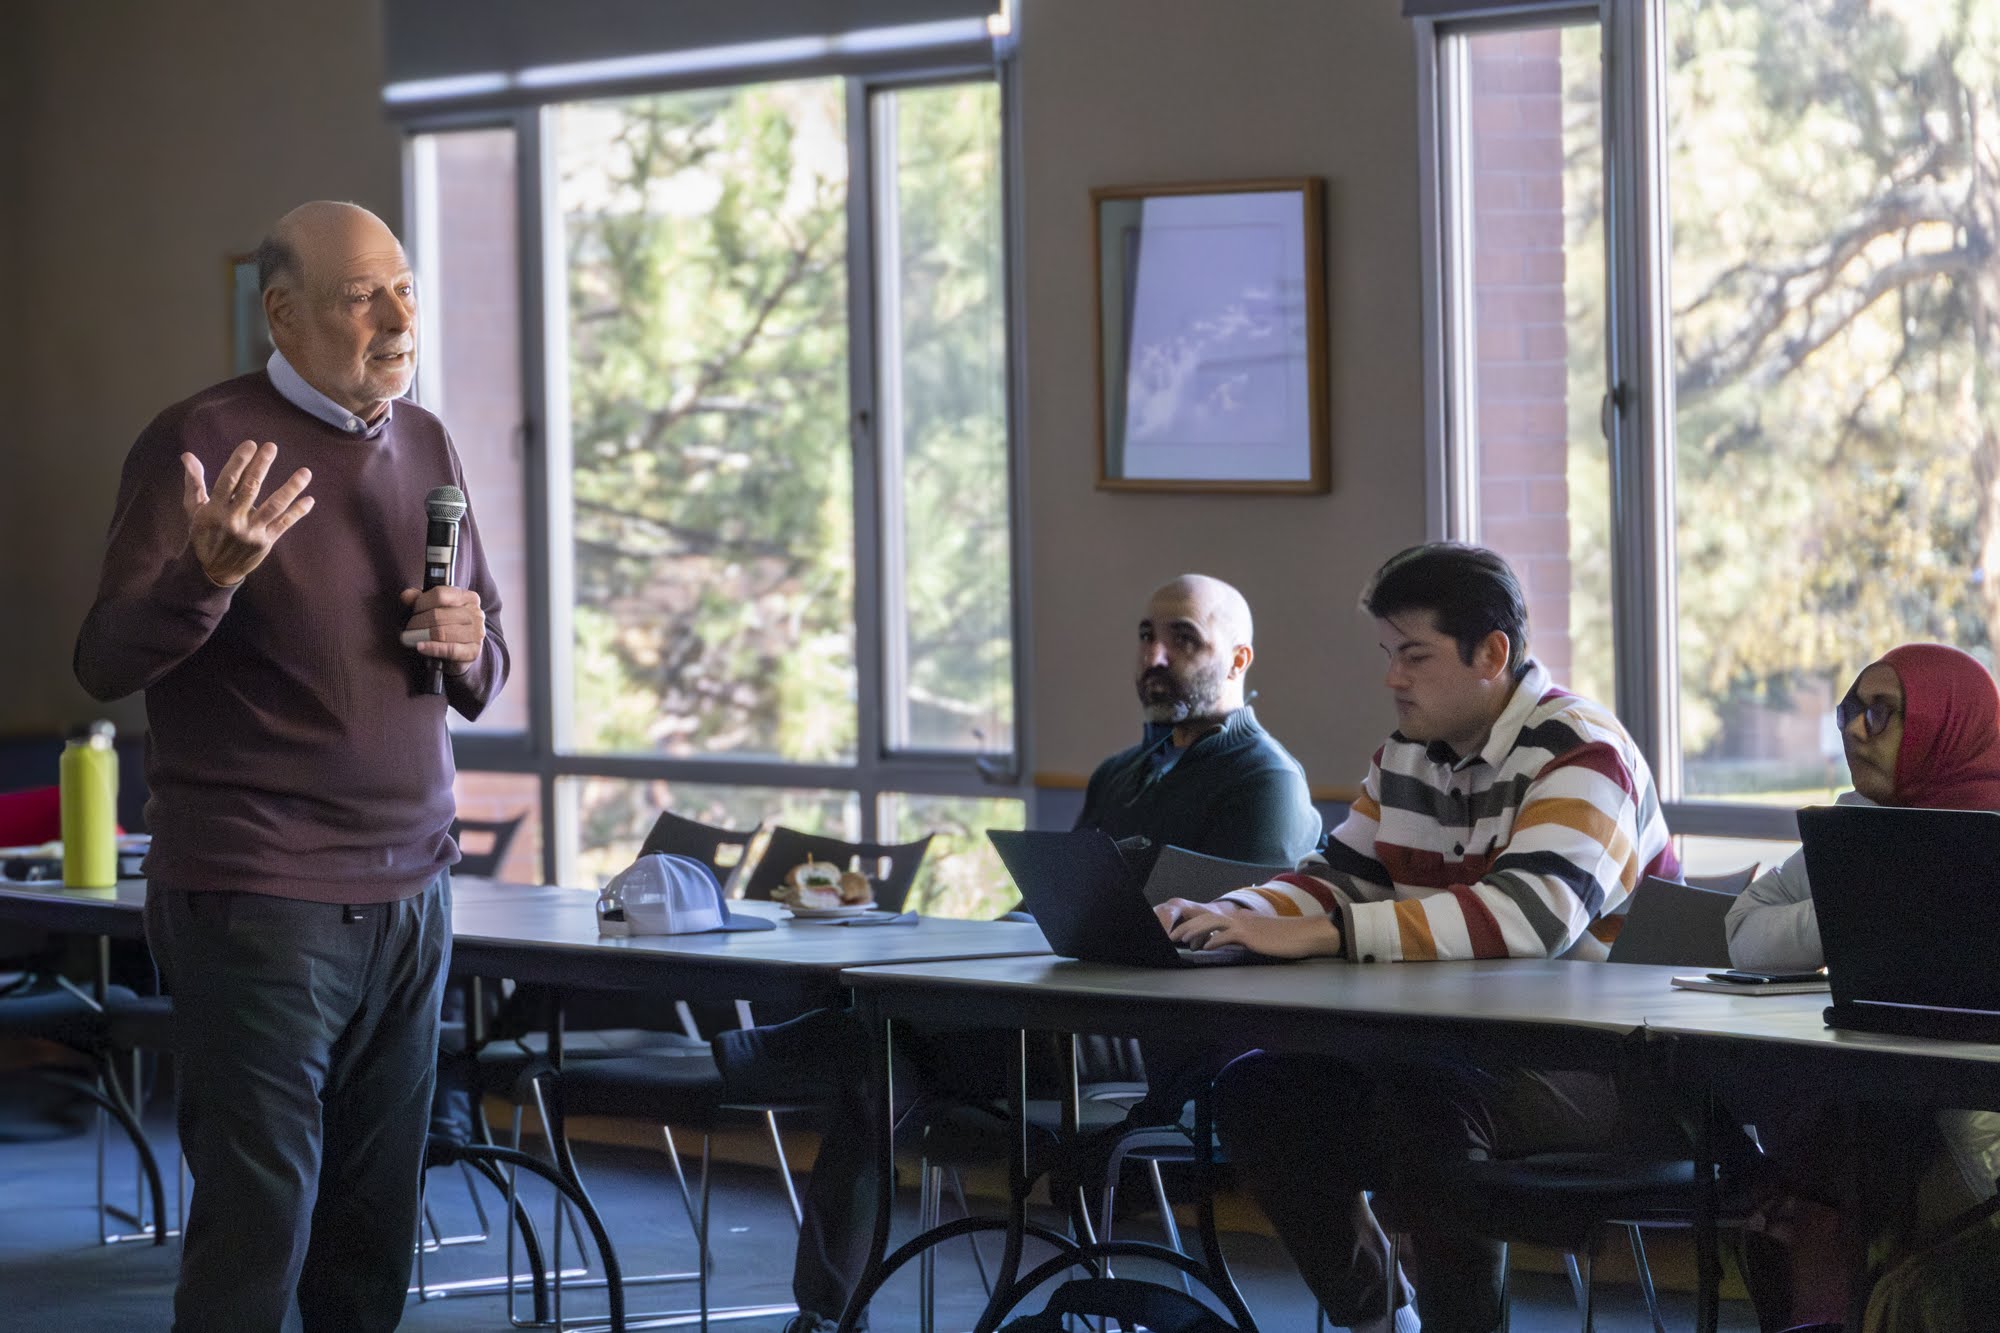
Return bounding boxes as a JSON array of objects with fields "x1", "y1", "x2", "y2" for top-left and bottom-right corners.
[{"x1": 596, "y1": 853, "x2": 776, "y2": 937}]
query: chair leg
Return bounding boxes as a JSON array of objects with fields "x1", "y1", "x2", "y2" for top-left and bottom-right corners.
[
  {"x1": 1626, "y1": 1225, "x2": 1668, "y2": 1333},
  {"x1": 460, "y1": 1160, "x2": 496, "y2": 1240},
  {"x1": 1143, "y1": 1158, "x2": 1196, "y2": 1297},
  {"x1": 1564, "y1": 1250, "x2": 1587, "y2": 1312},
  {"x1": 1098, "y1": 1171, "x2": 1119, "y2": 1260},
  {"x1": 943, "y1": 1167, "x2": 992, "y2": 1296},
  {"x1": 424, "y1": 1200, "x2": 447, "y2": 1250},
  {"x1": 409, "y1": 1153, "x2": 557, "y2": 1309},
  {"x1": 415, "y1": 1170, "x2": 430, "y2": 1297},
  {"x1": 696, "y1": 1133, "x2": 713, "y2": 1333},
  {"x1": 1580, "y1": 1237, "x2": 1595, "y2": 1333},
  {"x1": 918, "y1": 1163, "x2": 939, "y2": 1333},
  {"x1": 51, "y1": 1068, "x2": 166, "y2": 1248},
  {"x1": 660, "y1": 1125, "x2": 707, "y2": 1255},
  {"x1": 474, "y1": 1095, "x2": 627, "y2": 1332},
  {"x1": 762, "y1": 1110, "x2": 803, "y2": 1228}
]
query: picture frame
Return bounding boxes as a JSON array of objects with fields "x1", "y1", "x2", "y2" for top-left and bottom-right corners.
[
  {"x1": 228, "y1": 253, "x2": 272, "y2": 376},
  {"x1": 1092, "y1": 178, "x2": 1329, "y2": 493}
]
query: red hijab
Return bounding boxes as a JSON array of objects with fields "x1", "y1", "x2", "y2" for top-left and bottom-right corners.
[{"x1": 1876, "y1": 643, "x2": 2000, "y2": 810}]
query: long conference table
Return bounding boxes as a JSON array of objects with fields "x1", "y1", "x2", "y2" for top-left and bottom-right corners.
[
  {"x1": 833, "y1": 957, "x2": 2000, "y2": 1333},
  {"x1": 5, "y1": 874, "x2": 2000, "y2": 1333}
]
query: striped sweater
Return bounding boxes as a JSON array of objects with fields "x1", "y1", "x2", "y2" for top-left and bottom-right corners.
[{"x1": 1219, "y1": 661, "x2": 1678, "y2": 962}]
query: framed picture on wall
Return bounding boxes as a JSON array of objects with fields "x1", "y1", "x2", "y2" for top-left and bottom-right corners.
[
  {"x1": 1092, "y1": 178, "x2": 1328, "y2": 493},
  {"x1": 228, "y1": 253, "x2": 272, "y2": 376}
]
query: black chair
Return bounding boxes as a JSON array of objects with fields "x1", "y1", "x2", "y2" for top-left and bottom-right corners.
[
  {"x1": 537, "y1": 1040, "x2": 808, "y2": 1331},
  {"x1": 0, "y1": 978, "x2": 170, "y2": 1247},
  {"x1": 738, "y1": 827, "x2": 933, "y2": 913},
  {"x1": 1606, "y1": 878, "x2": 1739, "y2": 968},
  {"x1": 638, "y1": 810, "x2": 763, "y2": 891},
  {"x1": 450, "y1": 814, "x2": 527, "y2": 878},
  {"x1": 1685, "y1": 864, "x2": 1760, "y2": 896},
  {"x1": 423, "y1": 818, "x2": 635, "y2": 1326},
  {"x1": 428, "y1": 811, "x2": 786, "y2": 1329}
]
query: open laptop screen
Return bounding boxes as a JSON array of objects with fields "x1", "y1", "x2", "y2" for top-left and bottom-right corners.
[{"x1": 1797, "y1": 804, "x2": 2000, "y2": 1025}]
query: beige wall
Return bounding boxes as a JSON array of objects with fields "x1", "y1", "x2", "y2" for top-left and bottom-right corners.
[
  {"x1": 0, "y1": 12, "x2": 26, "y2": 510},
  {"x1": 2, "y1": 0, "x2": 1427, "y2": 792},
  {"x1": 1018, "y1": 0, "x2": 1423, "y2": 789},
  {"x1": 2, "y1": 0, "x2": 402, "y2": 735}
]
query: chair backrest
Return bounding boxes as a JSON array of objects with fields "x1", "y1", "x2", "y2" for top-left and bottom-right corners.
[
  {"x1": 450, "y1": 814, "x2": 526, "y2": 878},
  {"x1": 0, "y1": 786, "x2": 61, "y2": 848},
  {"x1": 1137, "y1": 846, "x2": 1294, "y2": 909},
  {"x1": 638, "y1": 809, "x2": 763, "y2": 895},
  {"x1": 1606, "y1": 875, "x2": 1737, "y2": 968},
  {"x1": 1683, "y1": 863, "x2": 1759, "y2": 895},
  {"x1": 739, "y1": 826, "x2": 934, "y2": 913}
]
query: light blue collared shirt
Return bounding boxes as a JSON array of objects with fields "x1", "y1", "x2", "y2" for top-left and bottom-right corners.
[{"x1": 265, "y1": 349, "x2": 394, "y2": 440}]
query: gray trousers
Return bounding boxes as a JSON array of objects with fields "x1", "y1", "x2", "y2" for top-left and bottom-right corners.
[{"x1": 144, "y1": 875, "x2": 451, "y2": 1333}]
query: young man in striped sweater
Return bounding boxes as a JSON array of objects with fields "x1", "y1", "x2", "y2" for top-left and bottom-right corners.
[{"x1": 1156, "y1": 543, "x2": 1678, "y2": 1333}]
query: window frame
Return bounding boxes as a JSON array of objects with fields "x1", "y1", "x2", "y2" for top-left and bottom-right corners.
[
  {"x1": 401, "y1": 48, "x2": 1029, "y2": 885},
  {"x1": 1415, "y1": 0, "x2": 1799, "y2": 842}
]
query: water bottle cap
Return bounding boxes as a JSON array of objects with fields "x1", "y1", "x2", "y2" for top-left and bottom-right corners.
[{"x1": 67, "y1": 720, "x2": 116, "y2": 746}]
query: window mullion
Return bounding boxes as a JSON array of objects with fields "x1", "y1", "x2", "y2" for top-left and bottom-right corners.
[
  {"x1": 1601, "y1": 0, "x2": 1680, "y2": 796},
  {"x1": 520, "y1": 105, "x2": 573, "y2": 881},
  {"x1": 846, "y1": 76, "x2": 887, "y2": 842}
]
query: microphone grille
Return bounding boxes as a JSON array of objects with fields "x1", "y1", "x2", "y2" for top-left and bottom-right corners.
[{"x1": 425, "y1": 485, "x2": 467, "y2": 522}]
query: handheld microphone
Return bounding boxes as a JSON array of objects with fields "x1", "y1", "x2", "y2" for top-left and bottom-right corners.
[{"x1": 421, "y1": 485, "x2": 467, "y2": 696}]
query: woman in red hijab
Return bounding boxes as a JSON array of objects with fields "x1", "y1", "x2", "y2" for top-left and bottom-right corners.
[
  {"x1": 1727, "y1": 644, "x2": 2000, "y2": 1330},
  {"x1": 1726, "y1": 643, "x2": 2000, "y2": 970}
]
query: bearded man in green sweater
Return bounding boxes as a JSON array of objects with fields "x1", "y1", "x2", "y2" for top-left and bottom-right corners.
[{"x1": 1075, "y1": 573, "x2": 1321, "y2": 874}]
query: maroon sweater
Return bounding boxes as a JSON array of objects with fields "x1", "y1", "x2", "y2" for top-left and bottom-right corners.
[{"x1": 75, "y1": 372, "x2": 508, "y2": 904}]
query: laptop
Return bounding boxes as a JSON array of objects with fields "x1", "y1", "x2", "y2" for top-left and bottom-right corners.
[
  {"x1": 1797, "y1": 804, "x2": 2000, "y2": 1041},
  {"x1": 986, "y1": 828, "x2": 1282, "y2": 969}
]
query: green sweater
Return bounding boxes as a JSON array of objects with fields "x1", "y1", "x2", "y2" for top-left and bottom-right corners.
[{"x1": 1075, "y1": 705, "x2": 1321, "y2": 875}]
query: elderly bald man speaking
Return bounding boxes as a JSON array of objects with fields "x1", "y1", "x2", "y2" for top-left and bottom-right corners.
[{"x1": 77, "y1": 201, "x2": 508, "y2": 1332}]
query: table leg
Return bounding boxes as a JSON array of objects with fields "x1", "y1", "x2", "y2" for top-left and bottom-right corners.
[
  {"x1": 969, "y1": 1030, "x2": 1033, "y2": 1333},
  {"x1": 835, "y1": 1019, "x2": 1101, "y2": 1333},
  {"x1": 1695, "y1": 1083, "x2": 1720, "y2": 1333},
  {"x1": 1059, "y1": 1033, "x2": 1096, "y2": 1248},
  {"x1": 837, "y1": 1000, "x2": 898, "y2": 1333}
]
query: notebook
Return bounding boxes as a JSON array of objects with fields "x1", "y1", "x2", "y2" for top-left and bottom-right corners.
[
  {"x1": 987, "y1": 829, "x2": 1284, "y2": 969},
  {"x1": 1797, "y1": 804, "x2": 2000, "y2": 1041}
]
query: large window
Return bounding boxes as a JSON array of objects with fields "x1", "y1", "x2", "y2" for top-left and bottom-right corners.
[
  {"x1": 1666, "y1": 0, "x2": 1996, "y2": 807},
  {"x1": 407, "y1": 47, "x2": 1021, "y2": 912},
  {"x1": 1423, "y1": 0, "x2": 2000, "y2": 842},
  {"x1": 557, "y1": 79, "x2": 858, "y2": 763}
]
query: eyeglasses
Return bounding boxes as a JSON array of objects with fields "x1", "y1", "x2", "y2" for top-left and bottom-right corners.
[{"x1": 1835, "y1": 693, "x2": 1900, "y2": 738}]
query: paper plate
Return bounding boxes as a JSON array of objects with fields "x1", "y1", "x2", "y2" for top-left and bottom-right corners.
[{"x1": 784, "y1": 901, "x2": 879, "y2": 919}]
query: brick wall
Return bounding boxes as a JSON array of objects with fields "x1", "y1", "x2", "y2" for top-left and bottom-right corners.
[
  {"x1": 452, "y1": 770, "x2": 543, "y2": 884},
  {"x1": 1467, "y1": 29, "x2": 1573, "y2": 683}
]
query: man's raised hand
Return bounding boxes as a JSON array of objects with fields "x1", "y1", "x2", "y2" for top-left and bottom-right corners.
[{"x1": 182, "y1": 440, "x2": 314, "y2": 587}]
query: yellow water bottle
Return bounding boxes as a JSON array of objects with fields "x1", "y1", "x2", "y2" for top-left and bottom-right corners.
[{"x1": 60, "y1": 720, "x2": 118, "y2": 888}]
